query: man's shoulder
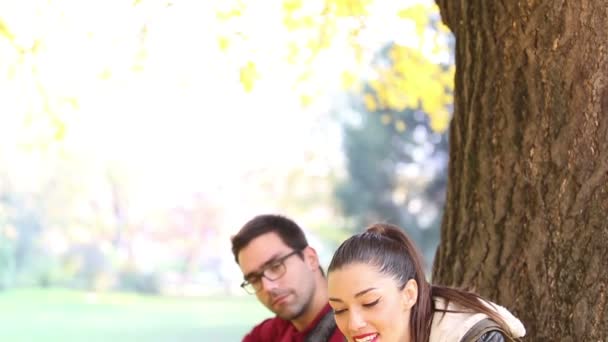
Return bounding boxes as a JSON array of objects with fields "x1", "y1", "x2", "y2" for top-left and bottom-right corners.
[
  {"x1": 241, "y1": 315, "x2": 345, "y2": 342},
  {"x1": 328, "y1": 328, "x2": 345, "y2": 342},
  {"x1": 242, "y1": 316, "x2": 292, "y2": 342}
]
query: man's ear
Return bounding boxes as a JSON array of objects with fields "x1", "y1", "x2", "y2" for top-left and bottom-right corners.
[
  {"x1": 401, "y1": 279, "x2": 418, "y2": 310},
  {"x1": 302, "y1": 246, "x2": 320, "y2": 270}
]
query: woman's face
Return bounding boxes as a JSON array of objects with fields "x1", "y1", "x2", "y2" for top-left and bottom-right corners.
[{"x1": 328, "y1": 262, "x2": 417, "y2": 342}]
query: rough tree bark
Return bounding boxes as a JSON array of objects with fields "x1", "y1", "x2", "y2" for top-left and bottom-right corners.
[{"x1": 432, "y1": 1, "x2": 608, "y2": 341}]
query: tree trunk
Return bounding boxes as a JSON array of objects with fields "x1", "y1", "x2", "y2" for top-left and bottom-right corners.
[{"x1": 433, "y1": 1, "x2": 608, "y2": 340}]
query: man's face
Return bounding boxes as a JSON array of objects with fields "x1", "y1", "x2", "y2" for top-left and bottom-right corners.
[{"x1": 238, "y1": 232, "x2": 317, "y2": 320}]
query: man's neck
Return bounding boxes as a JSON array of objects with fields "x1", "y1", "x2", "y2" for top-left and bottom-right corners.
[{"x1": 291, "y1": 281, "x2": 329, "y2": 331}]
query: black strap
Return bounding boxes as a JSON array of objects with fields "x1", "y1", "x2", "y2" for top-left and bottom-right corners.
[
  {"x1": 460, "y1": 318, "x2": 520, "y2": 342},
  {"x1": 304, "y1": 309, "x2": 338, "y2": 342}
]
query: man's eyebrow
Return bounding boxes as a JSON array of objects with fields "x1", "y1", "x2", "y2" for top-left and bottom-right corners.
[
  {"x1": 243, "y1": 252, "x2": 282, "y2": 280},
  {"x1": 329, "y1": 287, "x2": 377, "y2": 302}
]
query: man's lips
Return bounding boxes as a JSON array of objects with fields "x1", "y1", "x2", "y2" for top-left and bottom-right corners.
[{"x1": 272, "y1": 294, "x2": 290, "y2": 306}]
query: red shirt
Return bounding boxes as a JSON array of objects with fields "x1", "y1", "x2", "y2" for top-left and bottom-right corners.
[{"x1": 242, "y1": 304, "x2": 344, "y2": 342}]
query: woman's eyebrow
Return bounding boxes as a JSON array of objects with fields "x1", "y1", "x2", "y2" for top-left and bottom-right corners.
[
  {"x1": 329, "y1": 287, "x2": 377, "y2": 302},
  {"x1": 354, "y1": 287, "x2": 377, "y2": 298}
]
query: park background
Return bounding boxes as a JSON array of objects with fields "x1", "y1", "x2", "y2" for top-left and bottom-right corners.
[{"x1": 0, "y1": 1, "x2": 454, "y2": 341}]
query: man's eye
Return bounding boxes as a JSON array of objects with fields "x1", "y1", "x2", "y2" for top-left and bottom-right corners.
[
  {"x1": 268, "y1": 262, "x2": 282, "y2": 272},
  {"x1": 363, "y1": 298, "x2": 380, "y2": 308},
  {"x1": 247, "y1": 275, "x2": 262, "y2": 284}
]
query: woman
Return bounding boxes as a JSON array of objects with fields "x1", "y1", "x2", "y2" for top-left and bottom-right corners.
[{"x1": 327, "y1": 223, "x2": 525, "y2": 342}]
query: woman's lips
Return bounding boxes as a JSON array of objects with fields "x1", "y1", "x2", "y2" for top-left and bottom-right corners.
[{"x1": 352, "y1": 332, "x2": 379, "y2": 342}]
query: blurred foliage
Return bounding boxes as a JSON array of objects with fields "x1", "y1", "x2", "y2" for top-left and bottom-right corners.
[
  {"x1": 335, "y1": 106, "x2": 447, "y2": 264},
  {"x1": 0, "y1": 0, "x2": 452, "y2": 148},
  {"x1": 0, "y1": 0, "x2": 453, "y2": 293},
  {"x1": 334, "y1": 40, "x2": 450, "y2": 264},
  {"x1": 0, "y1": 1, "x2": 217, "y2": 293},
  {"x1": 215, "y1": 0, "x2": 453, "y2": 132}
]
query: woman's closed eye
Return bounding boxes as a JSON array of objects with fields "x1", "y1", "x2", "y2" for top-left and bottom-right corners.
[
  {"x1": 332, "y1": 298, "x2": 380, "y2": 315},
  {"x1": 363, "y1": 298, "x2": 380, "y2": 308},
  {"x1": 333, "y1": 307, "x2": 347, "y2": 315}
]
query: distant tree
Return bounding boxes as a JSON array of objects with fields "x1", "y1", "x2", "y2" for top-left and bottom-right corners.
[{"x1": 336, "y1": 57, "x2": 449, "y2": 263}]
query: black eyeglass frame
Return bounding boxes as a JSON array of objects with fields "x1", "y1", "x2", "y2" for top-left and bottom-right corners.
[{"x1": 240, "y1": 249, "x2": 303, "y2": 294}]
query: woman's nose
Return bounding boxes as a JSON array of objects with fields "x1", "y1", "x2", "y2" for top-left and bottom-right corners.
[{"x1": 348, "y1": 309, "x2": 367, "y2": 332}]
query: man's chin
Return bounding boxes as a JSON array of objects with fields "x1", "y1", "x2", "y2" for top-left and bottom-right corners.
[
  {"x1": 273, "y1": 303, "x2": 305, "y2": 321},
  {"x1": 276, "y1": 308, "x2": 303, "y2": 321}
]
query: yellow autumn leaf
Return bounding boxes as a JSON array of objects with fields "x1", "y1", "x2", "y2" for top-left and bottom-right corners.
[
  {"x1": 286, "y1": 42, "x2": 300, "y2": 64},
  {"x1": 397, "y1": 4, "x2": 431, "y2": 37},
  {"x1": 0, "y1": 19, "x2": 14, "y2": 40},
  {"x1": 385, "y1": 87, "x2": 408, "y2": 112},
  {"x1": 430, "y1": 109, "x2": 450, "y2": 132},
  {"x1": 217, "y1": 36, "x2": 230, "y2": 51},
  {"x1": 341, "y1": 71, "x2": 357, "y2": 89},
  {"x1": 283, "y1": 0, "x2": 303, "y2": 13},
  {"x1": 300, "y1": 93, "x2": 313, "y2": 107},
  {"x1": 389, "y1": 45, "x2": 406, "y2": 63},
  {"x1": 335, "y1": 0, "x2": 371, "y2": 16},
  {"x1": 301, "y1": 16, "x2": 315, "y2": 28},
  {"x1": 215, "y1": 0, "x2": 246, "y2": 22},
  {"x1": 363, "y1": 93, "x2": 377, "y2": 112},
  {"x1": 283, "y1": 16, "x2": 300, "y2": 31},
  {"x1": 216, "y1": 8, "x2": 243, "y2": 21},
  {"x1": 54, "y1": 120, "x2": 66, "y2": 140},
  {"x1": 239, "y1": 61, "x2": 259, "y2": 93},
  {"x1": 421, "y1": 90, "x2": 442, "y2": 114}
]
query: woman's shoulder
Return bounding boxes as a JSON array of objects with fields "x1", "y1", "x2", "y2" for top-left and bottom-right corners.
[
  {"x1": 429, "y1": 299, "x2": 489, "y2": 341},
  {"x1": 432, "y1": 313, "x2": 510, "y2": 342},
  {"x1": 476, "y1": 330, "x2": 507, "y2": 342},
  {"x1": 430, "y1": 297, "x2": 524, "y2": 342},
  {"x1": 461, "y1": 318, "x2": 507, "y2": 342}
]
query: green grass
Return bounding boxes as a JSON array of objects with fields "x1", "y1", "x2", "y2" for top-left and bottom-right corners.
[{"x1": 0, "y1": 288, "x2": 272, "y2": 342}]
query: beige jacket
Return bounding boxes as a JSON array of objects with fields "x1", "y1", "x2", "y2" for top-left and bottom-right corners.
[{"x1": 429, "y1": 297, "x2": 526, "y2": 342}]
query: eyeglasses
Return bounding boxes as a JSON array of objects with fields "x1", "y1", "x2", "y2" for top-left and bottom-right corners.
[{"x1": 240, "y1": 250, "x2": 302, "y2": 294}]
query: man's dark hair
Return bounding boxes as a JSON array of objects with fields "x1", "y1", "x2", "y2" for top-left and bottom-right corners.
[{"x1": 231, "y1": 214, "x2": 309, "y2": 264}]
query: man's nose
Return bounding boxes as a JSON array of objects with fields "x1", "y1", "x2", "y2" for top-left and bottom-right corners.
[
  {"x1": 260, "y1": 276, "x2": 279, "y2": 291},
  {"x1": 348, "y1": 309, "x2": 367, "y2": 332}
]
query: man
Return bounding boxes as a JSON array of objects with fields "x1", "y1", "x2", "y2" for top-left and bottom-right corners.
[{"x1": 231, "y1": 214, "x2": 344, "y2": 342}]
